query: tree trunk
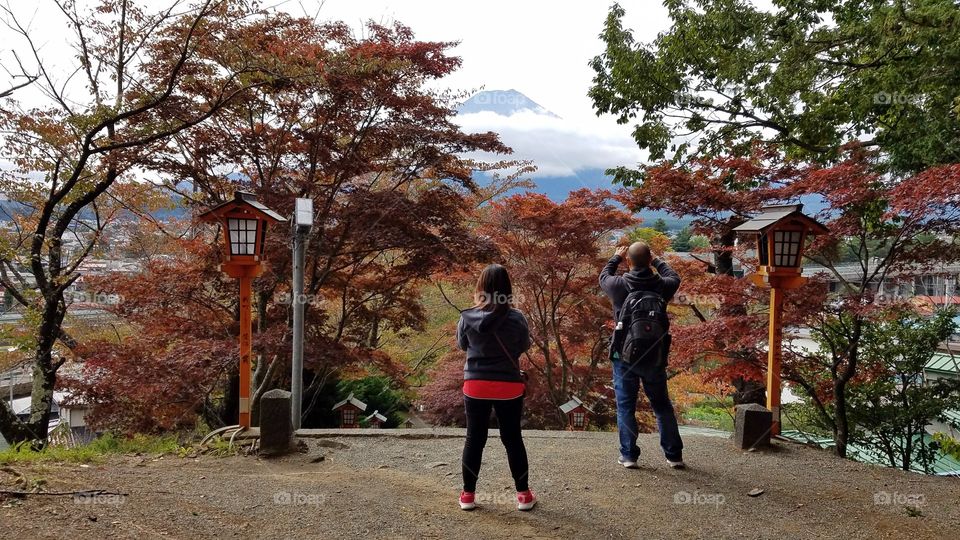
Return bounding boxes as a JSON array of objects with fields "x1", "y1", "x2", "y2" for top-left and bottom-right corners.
[
  {"x1": 903, "y1": 426, "x2": 912, "y2": 472},
  {"x1": 833, "y1": 381, "x2": 849, "y2": 458},
  {"x1": 0, "y1": 302, "x2": 66, "y2": 449},
  {"x1": 732, "y1": 378, "x2": 766, "y2": 406}
]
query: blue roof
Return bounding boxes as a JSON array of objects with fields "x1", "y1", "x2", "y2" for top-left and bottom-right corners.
[
  {"x1": 926, "y1": 353, "x2": 960, "y2": 375},
  {"x1": 781, "y1": 430, "x2": 960, "y2": 475}
]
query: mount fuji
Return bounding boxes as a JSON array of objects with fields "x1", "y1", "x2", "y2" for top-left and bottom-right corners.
[
  {"x1": 457, "y1": 89, "x2": 561, "y2": 118},
  {"x1": 455, "y1": 89, "x2": 690, "y2": 229}
]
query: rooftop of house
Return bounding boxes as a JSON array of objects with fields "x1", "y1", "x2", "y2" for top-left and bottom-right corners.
[
  {"x1": 926, "y1": 352, "x2": 960, "y2": 376},
  {"x1": 364, "y1": 410, "x2": 387, "y2": 423},
  {"x1": 780, "y1": 430, "x2": 960, "y2": 476},
  {"x1": 331, "y1": 392, "x2": 367, "y2": 412}
]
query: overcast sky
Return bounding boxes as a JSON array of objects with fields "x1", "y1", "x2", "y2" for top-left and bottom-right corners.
[
  {"x1": 309, "y1": 0, "x2": 672, "y2": 122},
  {"x1": 2, "y1": 1, "x2": 677, "y2": 180},
  {"x1": 311, "y1": 0, "x2": 672, "y2": 178}
]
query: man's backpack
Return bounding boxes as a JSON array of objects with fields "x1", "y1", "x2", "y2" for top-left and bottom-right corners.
[{"x1": 613, "y1": 290, "x2": 669, "y2": 367}]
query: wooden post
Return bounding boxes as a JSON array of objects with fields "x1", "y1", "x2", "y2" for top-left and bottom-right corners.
[
  {"x1": 238, "y1": 274, "x2": 252, "y2": 429},
  {"x1": 766, "y1": 285, "x2": 784, "y2": 436}
]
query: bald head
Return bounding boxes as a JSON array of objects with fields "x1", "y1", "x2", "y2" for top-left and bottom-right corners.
[{"x1": 627, "y1": 241, "x2": 652, "y2": 269}]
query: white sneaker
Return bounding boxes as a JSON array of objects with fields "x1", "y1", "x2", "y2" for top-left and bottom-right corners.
[
  {"x1": 618, "y1": 456, "x2": 640, "y2": 469},
  {"x1": 667, "y1": 459, "x2": 686, "y2": 470}
]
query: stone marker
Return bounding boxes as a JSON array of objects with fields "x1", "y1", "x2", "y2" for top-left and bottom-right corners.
[
  {"x1": 733, "y1": 403, "x2": 772, "y2": 450},
  {"x1": 259, "y1": 389, "x2": 294, "y2": 456}
]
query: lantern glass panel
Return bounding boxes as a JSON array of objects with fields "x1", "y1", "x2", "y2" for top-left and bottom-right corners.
[
  {"x1": 773, "y1": 230, "x2": 803, "y2": 268},
  {"x1": 227, "y1": 218, "x2": 259, "y2": 256},
  {"x1": 259, "y1": 222, "x2": 269, "y2": 256},
  {"x1": 573, "y1": 411, "x2": 585, "y2": 427}
]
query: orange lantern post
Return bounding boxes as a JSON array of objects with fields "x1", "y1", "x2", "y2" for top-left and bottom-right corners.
[
  {"x1": 199, "y1": 192, "x2": 285, "y2": 429},
  {"x1": 735, "y1": 204, "x2": 828, "y2": 436}
]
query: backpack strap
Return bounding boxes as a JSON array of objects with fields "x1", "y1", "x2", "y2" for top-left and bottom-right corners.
[{"x1": 493, "y1": 331, "x2": 528, "y2": 387}]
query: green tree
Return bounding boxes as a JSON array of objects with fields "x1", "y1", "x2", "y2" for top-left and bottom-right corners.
[
  {"x1": 672, "y1": 226, "x2": 692, "y2": 252},
  {"x1": 591, "y1": 0, "x2": 960, "y2": 443},
  {"x1": 804, "y1": 308, "x2": 960, "y2": 472},
  {"x1": 689, "y1": 234, "x2": 710, "y2": 251},
  {"x1": 337, "y1": 376, "x2": 411, "y2": 428},
  {"x1": 590, "y1": 0, "x2": 960, "y2": 175},
  {"x1": 652, "y1": 218, "x2": 669, "y2": 233},
  {"x1": 933, "y1": 433, "x2": 960, "y2": 460},
  {"x1": 669, "y1": 226, "x2": 709, "y2": 253},
  {"x1": 625, "y1": 226, "x2": 671, "y2": 253}
]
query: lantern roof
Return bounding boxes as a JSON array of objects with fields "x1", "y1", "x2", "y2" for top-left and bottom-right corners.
[
  {"x1": 559, "y1": 396, "x2": 592, "y2": 414},
  {"x1": 198, "y1": 191, "x2": 287, "y2": 224},
  {"x1": 733, "y1": 203, "x2": 828, "y2": 235},
  {"x1": 332, "y1": 392, "x2": 367, "y2": 412}
]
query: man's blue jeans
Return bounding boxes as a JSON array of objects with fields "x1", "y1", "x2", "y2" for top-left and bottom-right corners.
[{"x1": 612, "y1": 359, "x2": 683, "y2": 462}]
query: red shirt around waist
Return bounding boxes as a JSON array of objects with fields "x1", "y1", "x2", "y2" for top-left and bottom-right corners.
[{"x1": 463, "y1": 379, "x2": 525, "y2": 400}]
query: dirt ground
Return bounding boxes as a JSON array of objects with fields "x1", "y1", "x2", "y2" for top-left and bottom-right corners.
[{"x1": 2, "y1": 431, "x2": 959, "y2": 540}]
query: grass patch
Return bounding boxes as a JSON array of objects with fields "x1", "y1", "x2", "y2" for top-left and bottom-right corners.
[
  {"x1": 683, "y1": 402, "x2": 735, "y2": 431},
  {"x1": 0, "y1": 433, "x2": 182, "y2": 465}
]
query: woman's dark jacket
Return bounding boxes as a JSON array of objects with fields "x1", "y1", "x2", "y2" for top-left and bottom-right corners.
[{"x1": 457, "y1": 307, "x2": 531, "y2": 382}]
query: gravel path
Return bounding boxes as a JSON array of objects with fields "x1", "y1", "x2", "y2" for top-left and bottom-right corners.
[{"x1": 2, "y1": 432, "x2": 959, "y2": 539}]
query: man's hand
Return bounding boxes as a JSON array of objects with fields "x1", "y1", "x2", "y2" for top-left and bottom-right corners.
[{"x1": 615, "y1": 246, "x2": 628, "y2": 260}]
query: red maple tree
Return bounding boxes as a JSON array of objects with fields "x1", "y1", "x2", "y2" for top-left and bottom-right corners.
[
  {"x1": 420, "y1": 189, "x2": 636, "y2": 428},
  {"x1": 65, "y1": 15, "x2": 526, "y2": 431}
]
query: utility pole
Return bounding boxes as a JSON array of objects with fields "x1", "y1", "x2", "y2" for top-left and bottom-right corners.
[{"x1": 291, "y1": 198, "x2": 313, "y2": 430}]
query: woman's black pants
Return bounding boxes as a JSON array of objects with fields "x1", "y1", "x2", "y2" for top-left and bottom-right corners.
[{"x1": 461, "y1": 395, "x2": 529, "y2": 493}]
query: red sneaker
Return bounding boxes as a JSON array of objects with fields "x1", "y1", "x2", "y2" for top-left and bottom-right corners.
[
  {"x1": 517, "y1": 490, "x2": 537, "y2": 511},
  {"x1": 459, "y1": 491, "x2": 476, "y2": 510}
]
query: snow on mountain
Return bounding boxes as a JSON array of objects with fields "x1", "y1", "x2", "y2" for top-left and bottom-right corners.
[
  {"x1": 454, "y1": 89, "x2": 645, "y2": 202},
  {"x1": 457, "y1": 89, "x2": 560, "y2": 118}
]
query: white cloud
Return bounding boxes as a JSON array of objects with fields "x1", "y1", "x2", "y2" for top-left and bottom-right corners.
[{"x1": 454, "y1": 110, "x2": 646, "y2": 177}]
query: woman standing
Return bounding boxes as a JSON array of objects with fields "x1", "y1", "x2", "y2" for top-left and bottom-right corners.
[{"x1": 456, "y1": 264, "x2": 536, "y2": 511}]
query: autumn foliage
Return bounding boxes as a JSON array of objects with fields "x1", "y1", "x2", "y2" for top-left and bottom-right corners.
[
  {"x1": 63, "y1": 13, "x2": 520, "y2": 431},
  {"x1": 620, "y1": 143, "x2": 960, "y2": 454},
  {"x1": 419, "y1": 189, "x2": 635, "y2": 428}
]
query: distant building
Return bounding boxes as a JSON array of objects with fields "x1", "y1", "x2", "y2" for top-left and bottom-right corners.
[
  {"x1": 332, "y1": 393, "x2": 367, "y2": 428},
  {"x1": 7, "y1": 391, "x2": 95, "y2": 446},
  {"x1": 803, "y1": 262, "x2": 960, "y2": 307},
  {"x1": 925, "y1": 352, "x2": 959, "y2": 440},
  {"x1": 364, "y1": 410, "x2": 387, "y2": 429},
  {"x1": 402, "y1": 411, "x2": 429, "y2": 429}
]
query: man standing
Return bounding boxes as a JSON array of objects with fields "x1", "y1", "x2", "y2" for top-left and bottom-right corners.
[{"x1": 599, "y1": 241, "x2": 685, "y2": 469}]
